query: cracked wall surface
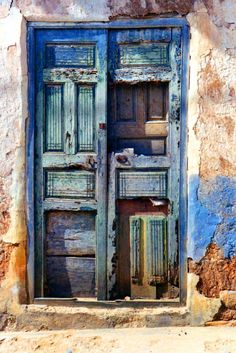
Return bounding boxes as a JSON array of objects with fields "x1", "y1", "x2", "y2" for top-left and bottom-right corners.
[
  {"x1": 0, "y1": 6, "x2": 27, "y2": 316},
  {"x1": 187, "y1": 0, "x2": 236, "y2": 324},
  {"x1": 0, "y1": 0, "x2": 235, "y2": 327}
]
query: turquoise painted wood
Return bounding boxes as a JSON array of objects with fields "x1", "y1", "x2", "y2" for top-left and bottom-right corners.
[
  {"x1": 118, "y1": 170, "x2": 167, "y2": 198},
  {"x1": 34, "y1": 29, "x2": 107, "y2": 298},
  {"x1": 107, "y1": 27, "x2": 183, "y2": 300},
  {"x1": 129, "y1": 215, "x2": 168, "y2": 299},
  {"x1": 146, "y1": 216, "x2": 168, "y2": 285},
  {"x1": 130, "y1": 217, "x2": 141, "y2": 283}
]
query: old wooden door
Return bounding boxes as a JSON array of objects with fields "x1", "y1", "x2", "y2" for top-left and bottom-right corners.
[
  {"x1": 107, "y1": 28, "x2": 182, "y2": 300},
  {"x1": 33, "y1": 25, "x2": 186, "y2": 301},
  {"x1": 34, "y1": 29, "x2": 107, "y2": 298}
]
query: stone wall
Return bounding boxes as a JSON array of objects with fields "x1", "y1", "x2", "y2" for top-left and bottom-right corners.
[{"x1": 0, "y1": 0, "x2": 235, "y2": 327}]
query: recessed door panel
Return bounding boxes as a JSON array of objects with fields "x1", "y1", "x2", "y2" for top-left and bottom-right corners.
[{"x1": 109, "y1": 82, "x2": 169, "y2": 155}]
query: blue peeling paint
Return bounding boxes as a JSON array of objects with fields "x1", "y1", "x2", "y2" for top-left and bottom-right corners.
[
  {"x1": 188, "y1": 175, "x2": 236, "y2": 261},
  {"x1": 188, "y1": 175, "x2": 221, "y2": 261}
]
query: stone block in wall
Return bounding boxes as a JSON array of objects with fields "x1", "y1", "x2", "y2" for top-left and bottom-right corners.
[{"x1": 220, "y1": 291, "x2": 236, "y2": 310}]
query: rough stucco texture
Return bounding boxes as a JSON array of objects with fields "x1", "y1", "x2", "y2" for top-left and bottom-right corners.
[
  {"x1": 189, "y1": 243, "x2": 236, "y2": 298},
  {"x1": 0, "y1": 7, "x2": 27, "y2": 314},
  {"x1": 0, "y1": 0, "x2": 235, "y2": 326},
  {"x1": 107, "y1": 0, "x2": 195, "y2": 18}
]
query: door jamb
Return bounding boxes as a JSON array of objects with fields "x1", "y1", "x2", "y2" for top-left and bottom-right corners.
[{"x1": 26, "y1": 18, "x2": 189, "y2": 304}]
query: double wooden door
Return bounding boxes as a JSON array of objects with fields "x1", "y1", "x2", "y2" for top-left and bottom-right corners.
[{"x1": 34, "y1": 27, "x2": 183, "y2": 300}]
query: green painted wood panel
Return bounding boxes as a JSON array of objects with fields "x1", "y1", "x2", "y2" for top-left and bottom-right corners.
[
  {"x1": 130, "y1": 215, "x2": 168, "y2": 299},
  {"x1": 119, "y1": 43, "x2": 169, "y2": 67},
  {"x1": 46, "y1": 43, "x2": 95, "y2": 68},
  {"x1": 77, "y1": 86, "x2": 95, "y2": 152},
  {"x1": 107, "y1": 27, "x2": 183, "y2": 300},
  {"x1": 45, "y1": 84, "x2": 63, "y2": 151},
  {"x1": 35, "y1": 29, "x2": 107, "y2": 299},
  {"x1": 118, "y1": 170, "x2": 167, "y2": 198},
  {"x1": 130, "y1": 217, "x2": 141, "y2": 284},
  {"x1": 43, "y1": 68, "x2": 98, "y2": 83},
  {"x1": 45, "y1": 170, "x2": 95, "y2": 199},
  {"x1": 147, "y1": 216, "x2": 167, "y2": 285}
]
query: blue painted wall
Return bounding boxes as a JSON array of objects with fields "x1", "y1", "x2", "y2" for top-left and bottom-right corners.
[{"x1": 188, "y1": 175, "x2": 236, "y2": 261}]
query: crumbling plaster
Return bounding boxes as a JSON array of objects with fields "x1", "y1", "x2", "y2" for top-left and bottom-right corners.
[
  {"x1": 0, "y1": 0, "x2": 235, "y2": 327},
  {"x1": 0, "y1": 5, "x2": 27, "y2": 318}
]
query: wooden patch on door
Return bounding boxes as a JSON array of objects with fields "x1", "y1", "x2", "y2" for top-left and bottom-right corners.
[
  {"x1": 45, "y1": 211, "x2": 96, "y2": 298},
  {"x1": 45, "y1": 257, "x2": 96, "y2": 298}
]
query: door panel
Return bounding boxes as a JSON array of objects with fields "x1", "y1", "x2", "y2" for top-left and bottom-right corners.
[
  {"x1": 46, "y1": 257, "x2": 96, "y2": 298},
  {"x1": 107, "y1": 28, "x2": 182, "y2": 300},
  {"x1": 109, "y1": 82, "x2": 168, "y2": 155},
  {"x1": 35, "y1": 29, "x2": 107, "y2": 298},
  {"x1": 130, "y1": 215, "x2": 167, "y2": 299},
  {"x1": 46, "y1": 211, "x2": 96, "y2": 256}
]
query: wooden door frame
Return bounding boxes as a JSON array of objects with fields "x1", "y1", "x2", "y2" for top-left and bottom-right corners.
[{"x1": 26, "y1": 18, "x2": 189, "y2": 304}]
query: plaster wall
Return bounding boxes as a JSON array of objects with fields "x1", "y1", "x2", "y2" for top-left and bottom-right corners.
[{"x1": 0, "y1": 0, "x2": 235, "y2": 327}]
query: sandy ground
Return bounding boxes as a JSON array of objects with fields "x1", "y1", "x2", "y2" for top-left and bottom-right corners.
[{"x1": 0, "y1": 327, "x2": 236, "y2": 353}]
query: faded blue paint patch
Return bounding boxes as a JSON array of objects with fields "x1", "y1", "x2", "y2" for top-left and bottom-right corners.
[
  {"x1": 214, "y1": 218, "x2": 236, "y2": 258},
  {"x1": 188, "y1": 175, "x2": 236, "y2": 261},
  {"x1": 199, "y1": 176, "x2": 236, "y2": 218},
  {"x1": 188, "y1": 175, "x2": 221, "y2": 261}
]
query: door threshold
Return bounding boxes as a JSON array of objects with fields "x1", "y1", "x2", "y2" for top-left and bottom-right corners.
[
  {"x1": 18, "y1": 302, "x2": 189, "y2": 330},
  {"x1": 34, "y1": 297, "x2": 180, "y2": 308}
]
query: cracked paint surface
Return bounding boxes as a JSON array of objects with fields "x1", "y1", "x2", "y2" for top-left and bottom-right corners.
[
  {"x1": 188, "y1": 176, "x2": 236, "y2": 261},
  {"x1": 189, "y1": 243, "x2": 236, "y2": 297}
]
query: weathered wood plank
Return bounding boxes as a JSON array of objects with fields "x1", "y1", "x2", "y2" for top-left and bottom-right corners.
[
  {"x1": 27, "y1": 26, "x2": 36, "y2": 302},
  {"x1": 29, "y1": 18, "x2": 188, "y2": 29},
  {"x1": 64, "y1": 82, "x2": 76, "y2": 155},
  {"x1": 77, "y1": 86, "x2": 95, "y2": 152},
  {"x1": 47, "y1": 233, "x2": 95, "y2": 256},
  {"x1": 111, "y1": 83, "x2": 168, "y2": 123},
  {"x1": 179, "y1": 24, "x2": 190, "y2": 305},
  {"x1": 35, "y1": 29, "x2": 108, "y2": 299},
  {"x1": 35, "y1": 32, "x2": 46, "y2": 297},
  {"x1": 167, "y1": 28, "x2": 182, "y2": 287},
  {"x1": 46, "y1": 211, "x2": 96, "y2": 256},
  {"x1": 115, "y1": 28, "x2": 171, "y2": 43},
  {"x1": 130, "y1": 215, "x2": 168, "y2": 299},
  {"x1": 42, "y1": 153, "x2": 97, "y2": 169},
  {"x1": 45, "y1": 257, "x2": 96, "y2": 298},
  {"x1": 118, "y1": 170, "x2": 167, "y2": 199},
  {"x1": 43, "y1": 68, "x2": 98, "y2": 83},
  {"x1": 109, "y1": 82, "x2": 168, "y2": 155},
  {"x1": 112, "y1": 67, "x2": 172, "y2": 84},
  {"x1": 119, "y1": 43, "x2": 169, "y2": 67},
  {"x1": 45, "y1": 43, "x2": 95, "y2": 68},
  {"x1": 45, "y1": 84, "x2": 63, "y2": 151},
  {"x1": 45, "y1": 170, "x2": 95, "y2": 199},
  {"x1": 118, "y1": 138, "x2": 166, "y2": 156},
  {"x1": 95, "y1": 30, "x2": 108, "y2": 300},
  {"x1": 113, "y1": 122, "x2": 167, "y2": 137},
  {"x1": 43, "y1": 200, "x2": 97, "y2": 212},
  {"x1": 114, "y1": 154, "x2": 171, "y2": 169},
  {"x1": 147, "y1": 83, "x2": 168, "y2": 121}
]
